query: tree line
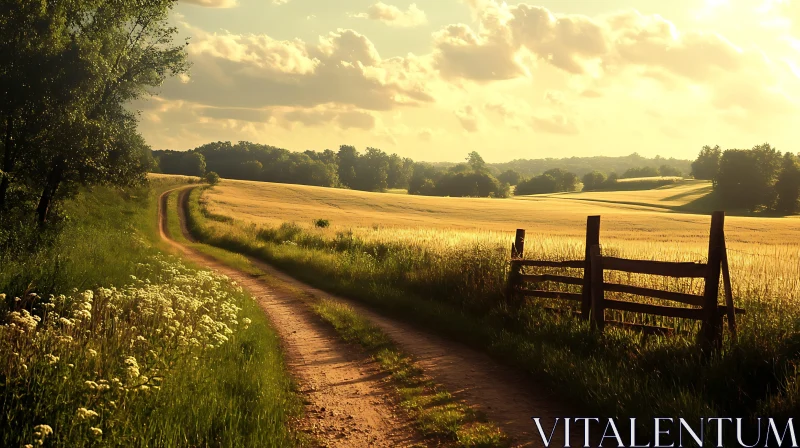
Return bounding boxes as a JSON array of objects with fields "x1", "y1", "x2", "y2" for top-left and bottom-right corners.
[
  {"x1": 692, "y1": 144, "x2": 800, "y2": 214},
  {"x1": 155, "y1": 141, "x2": 689, "y2": 198},
  {"x1": 0, "y1": 1, "x2": 187, "y2": 232}
]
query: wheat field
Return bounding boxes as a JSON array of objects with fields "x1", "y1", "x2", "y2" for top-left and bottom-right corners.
[
  {"x1": 189, "y1": 179, "x2": 800, "y2": 420},
  {"x1": 201, "y1": 179, "x2": 800, "y2": 317},
  {"x1": 204, "y1": 179, "x2": 799, "y2": 246}
]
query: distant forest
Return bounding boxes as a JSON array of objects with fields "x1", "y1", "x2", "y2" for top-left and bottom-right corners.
[
  {"x1": 152, "y1": 141, "x2": 690, "y2": 198},
  {"x1": 486, "y1": 154, "x2": 692, "y2": 178}
]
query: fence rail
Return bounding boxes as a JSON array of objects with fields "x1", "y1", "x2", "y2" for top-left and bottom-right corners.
[{"x1": 506, "y1": 211, "x2": 741, "y2": 349}]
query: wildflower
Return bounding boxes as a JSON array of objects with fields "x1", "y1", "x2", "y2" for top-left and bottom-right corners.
[
  {"x1": 124, "y1": 357, "x2": 140, "y2": 379},
  {"x1": 7, "y1": 310, "x2": 38, "y2": 332},
  {"x1": 33, "y1": 424, "x2": 53, "y2": 445},
  {"x1": 76, "y1": 408, "x2": 99, "y2": 420}
]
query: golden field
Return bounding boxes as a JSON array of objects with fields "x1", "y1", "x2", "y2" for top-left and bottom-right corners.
[
  {"x1": 204, "y1": 179, "x2": 799, "y2": 247},
  {"x1": 187, "y1": 177, "x2": 800, "y2": 422},
  {"x1": 200, "y1": 179, "x2": 800, "y2": 310}
]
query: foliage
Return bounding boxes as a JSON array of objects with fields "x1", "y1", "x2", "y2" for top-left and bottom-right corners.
[
  {"x1": 515, "y1": 168, "x2": 579, "y2": 195},
  {"x1": 496, "y1": 169, "x2": 522, "y2": 186},
  {"x1": 204, "y1": 171, "x2": 221, "y2": 186},
  {"x1": 622, "y1": 166, "x2": 659, "y2": 178},
  {"x1": 775, "y1": 153, "x2": 800, "y2": 214},
  {"x1": 715, "y1": 144, "x2": 782, "y2": 212},
  {"x1": 581, "y1": 170, "x2": 606, "y2": 191},
  {"x1": 0, "y1": 0, "x2": 189, "y2": 225},
  {"x1": 691, "y1": 145, "x2": 722, "y2": 181},
  {"x1": 658, "y1": 164, "x2": 683, "y2": 177},
  {"x1": 490, "y1": 153, "x2": 692, "y2": 178},
  {"x1": 0, "y1": 181, "x2": 303, "y2": 446},
  {"x1": 406, "y1": 153, "x2": 509, "y2": 198}
]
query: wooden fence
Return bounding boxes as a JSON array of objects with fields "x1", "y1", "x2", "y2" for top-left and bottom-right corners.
[{"x1": 506, "y1": 211, "x2": 743, "y2": 348}]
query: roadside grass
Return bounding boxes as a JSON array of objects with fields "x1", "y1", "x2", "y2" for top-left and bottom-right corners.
[
  {"x1": 170, "y1": 192, "x2": 509, "y2": 446},
  {"x1": 184, "y1": 183, "x2": 800, "y2": 436},
  {"x1": 0, "y1": 179, "x2": 305, "y2": 447}
]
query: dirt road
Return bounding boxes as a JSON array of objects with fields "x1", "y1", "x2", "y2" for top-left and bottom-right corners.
[
  {"x1": 161, "y1": 187, "x2": 422, "y2": 447},
  {"x1": 162, "y1": 186, "x2": 577, "y2": 447}
]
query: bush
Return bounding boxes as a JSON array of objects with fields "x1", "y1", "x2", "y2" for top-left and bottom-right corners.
[
  {"x1": 314, "y1": 219, "x2": 330, "y2": 228},
  {"x1": 204, "y1": 171, "x2": 220, "y2": 186}
]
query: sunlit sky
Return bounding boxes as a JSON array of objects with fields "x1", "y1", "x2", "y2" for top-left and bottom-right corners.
[{"x1": 135, "y1": 0, "x2": 800, "y2": 162}]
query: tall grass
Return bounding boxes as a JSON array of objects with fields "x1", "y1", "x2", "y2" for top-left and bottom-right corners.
[
  {"x1": 0, "y1": 180, "x2": 304, "y2": 447},
  {"x1": 186, "y1": 185, "x2": 800, "y2": 429}
]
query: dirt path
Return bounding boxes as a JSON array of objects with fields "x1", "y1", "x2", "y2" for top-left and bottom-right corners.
[
  {"x1": 160, "y1": 188, "x2": 422, "y2": 448},
  {"x1": 167, "y1": 186, "x2": 581, "y2": 447}
]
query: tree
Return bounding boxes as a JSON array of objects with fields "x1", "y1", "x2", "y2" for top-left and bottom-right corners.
[
  {"x1": 582, "y1": 171, "x2": 606, "y2": 191},
  {"x1": 622, "y1": 166, "x2": 659, "y2": 178},
  {"x1": 337, "y1": 145, "x2": 359, "y2": 189},
  {"x1": 0, "y1": 0, "x2": 189, "y2": 225},
  {"x1": 775, "y1": 153, "x2": 800, "y2": 214},
  {"x1": 715, "y1": 144, "x2": 782, "y2": 212},
  {"x1": 240, "y1": 160, "x2": 263, "y2": 180},
  {"x1": 204, "y1": 171, "x2": 220, "y2": 186},
  {"x1": 466, "y1": 151, "x2": 487, "y2": 173},
  {"x1": 497, "y1": 169, "x2": 522, "y2": 186},
  {"x1": 658, "y1": 165, "x2": 683, "y2": 177},
  {"x1": 515, "y1": 174, "x2": 558, "y2": 195},
  {"x1": 691, "y1": 145, "x2": 722, "y2": 181}
]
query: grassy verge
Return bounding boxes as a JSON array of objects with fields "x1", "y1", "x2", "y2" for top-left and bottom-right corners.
[
  {"x1": 169, "y1": 187, "x2": 509, "y2": 447},
  {"x1": 0, "y1": 178, "x2": 305, "y2": 447},
  {"x1": 183, "y1": 184, "x2": 800, "y2": 434}
]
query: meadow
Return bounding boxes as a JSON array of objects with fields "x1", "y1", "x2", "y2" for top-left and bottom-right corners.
[
  {"x1": 187, "y1": 178, "x2": 800, "y2": 431},
  {"x1": 0, "y1": 176, "x2": 304, "y2": 447}
]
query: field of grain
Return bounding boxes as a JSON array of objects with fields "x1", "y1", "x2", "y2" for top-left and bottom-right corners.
[
  {"x1": 205, "y1": 179, "x2": 799, "y2": 247},
  {"x1": 190, "y1": 179, "x2": 800, "y2": 421}
]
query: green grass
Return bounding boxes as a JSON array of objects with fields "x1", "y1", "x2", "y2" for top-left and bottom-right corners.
[
  {"x1": 0, "y1": 179, "x2": 305, "y2": 447},
  {"x1": 183, "y1": 184, "x2": 800, "y2": 441}
]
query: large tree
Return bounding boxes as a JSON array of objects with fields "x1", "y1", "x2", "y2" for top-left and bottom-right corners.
[
  {"x1": 691, "y1": 145, "x2": 722, "y2": 181},
  {"x1": 775, "y1": 152, "x2": 800, "y2": 214},
  {"x1": 715, "y1": 144, "x2": 782, "y2": 212},
  {"x1": 0, "y1": 0, "x2": 188, "y2": 224}
]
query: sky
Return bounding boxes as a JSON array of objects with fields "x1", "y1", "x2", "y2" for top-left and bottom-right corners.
[{"x1": 134, "y1": 0, "x2": 800, "y2": 162}]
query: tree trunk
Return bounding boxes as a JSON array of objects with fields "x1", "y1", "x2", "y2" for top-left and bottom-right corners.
[
  {"x1": 0, "y1": 116, "x2": 13, "y2": 212},
  {"x1": 36, "y1": 159, "x2": 64, "y2": 226}
]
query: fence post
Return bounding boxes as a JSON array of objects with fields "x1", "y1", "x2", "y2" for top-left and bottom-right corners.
[
  {"x1": 582, "y1": 216, "x2": 601, "y2": 320},
  {"x1": 512, "y1": 229, "x2": 526, "y2": 259},
  {"x1": 701, "y1": 211, "x2": 725, "y2": 350},
  {"x1": 506, "y1": 229, "x2": 526, "y2": 308},
  {"x1": 589, "y1": 245, "x2": 605, "y2": 331}
]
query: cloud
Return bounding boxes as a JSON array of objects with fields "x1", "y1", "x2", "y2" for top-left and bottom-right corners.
[
  {"x1": 454, "y1": 105, "x2": 481, "y2": 132},
  {"x1": 181, "y1": 0, "x2": 238, "y2": 8},
  {"x1": 530, "y1": 113, "x2": 579, "y2": 135},
  {"x1": 163, "y1": 25, "x2": 436, "y2": 112},
  {"x1": 436, "y1": 1, "x2": 796, "y2": 121},
  {"x1": 353, "y1": 2, "x2": 427, "y2": 28}
]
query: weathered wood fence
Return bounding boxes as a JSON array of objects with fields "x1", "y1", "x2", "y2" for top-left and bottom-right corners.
[{"x1": 506, "y1": 211, "x2": 744, "y2": 348}]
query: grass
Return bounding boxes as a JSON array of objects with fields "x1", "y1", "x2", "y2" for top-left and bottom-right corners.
[
  {"x1": 171, "y1": 189, "x2": 509, "y2": 446},
  {"x1": 184, "y1": 178, "x2": 800, "y2": 438},
  {"x1": 0, "y1": 177, "x2": 305, "y2": 447}
]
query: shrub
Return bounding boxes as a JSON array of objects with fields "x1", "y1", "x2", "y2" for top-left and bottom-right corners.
[{"x1": 204, "y1": 171, "x2": 220, "y2": 186}]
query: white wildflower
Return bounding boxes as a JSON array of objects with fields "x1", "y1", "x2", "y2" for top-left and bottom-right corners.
[{"x1": 76, "y1": 407, "x2": 99, "y2": 420}]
